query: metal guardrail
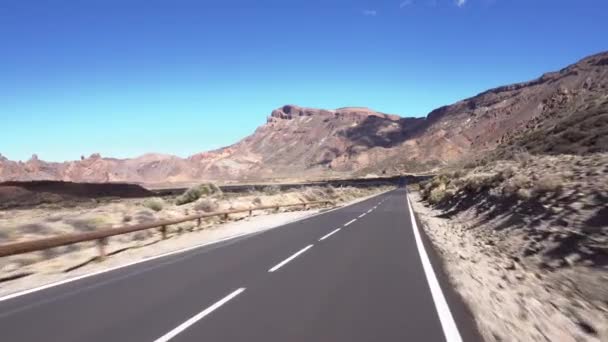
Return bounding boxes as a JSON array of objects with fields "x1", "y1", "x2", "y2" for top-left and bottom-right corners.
[{"x1": 0, "y1": 200, "x2": 333, "y2": 259}]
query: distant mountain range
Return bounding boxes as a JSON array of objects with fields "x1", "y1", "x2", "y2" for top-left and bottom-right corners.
[{"x1": 1, "y1": 51, "x2": 607, "y2": 185}]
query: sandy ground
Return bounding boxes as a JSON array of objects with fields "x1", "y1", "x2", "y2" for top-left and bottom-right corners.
[
  {"x1": 409, "y1": 191, "x2": 608, "y2": 342},
  {"x1": 0, "y1": 189, "x2": 389, "y2": 298}
]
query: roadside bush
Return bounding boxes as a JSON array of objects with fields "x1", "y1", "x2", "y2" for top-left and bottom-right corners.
[
  {"x1": 194, "y1": 198, "x2": 219, "y2": 213},
  {"x1": 428, "y1": 184, "x2": 448, "y2": 205},
  {"x1": 252, "y1": 197, "x2": 262, "y2": 206},
  {"x1": 143, "y1": 198, "x2": 165, "y2": 212},
  {"x1": 175, "y1": 183, "x2": 222, "y2": 205}
]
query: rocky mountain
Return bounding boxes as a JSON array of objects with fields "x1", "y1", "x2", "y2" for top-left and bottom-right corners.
[{"x1": 1, "y1": 51, "x2": 606, "y2": 184}]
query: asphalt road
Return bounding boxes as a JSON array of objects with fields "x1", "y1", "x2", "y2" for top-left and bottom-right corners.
[{"x1": 0, "y1": 188, "x2": 481, "y2": 341}]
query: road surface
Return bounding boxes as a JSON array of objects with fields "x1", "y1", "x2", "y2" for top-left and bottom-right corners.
[{"x1": 0, "y1": 188, "x2": 481, "y2": 341}]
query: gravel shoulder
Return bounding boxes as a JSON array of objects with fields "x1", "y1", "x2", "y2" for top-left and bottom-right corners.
[{"x1": 409, "y1": 191, "x2": 607, "y2": 342}]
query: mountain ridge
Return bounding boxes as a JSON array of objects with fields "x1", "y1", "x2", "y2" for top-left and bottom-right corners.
[{"x1": 2, "y1": 51, "x2": 607, "y2": 184}]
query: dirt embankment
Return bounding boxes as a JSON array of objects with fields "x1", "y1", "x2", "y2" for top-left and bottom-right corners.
[{"x1": 411, "y1": 153, "x2": 607, "y2": 341}]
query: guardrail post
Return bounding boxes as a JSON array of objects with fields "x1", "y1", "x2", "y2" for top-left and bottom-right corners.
[
  {"x1": 248, "y1": 209, "x2": 252, "y2": 217},
  {"x1": 160, "y1": 225, "x2": 168, "y2": 239},
  {"x1": 97, "y1": 238, "x2": 107, "y2": 260},
  {"x1": 304, "y1": 203, "x2": 308, "y2": 210},
  {"x1": 224, "y1": 213, "x2": 229, "y2": 220},
  {"x1": 275, "y1": 205, "x2": 279, "y2": 212},
  {"x1": 197, "y1": 218, "x2": 202, "y2": 227}
]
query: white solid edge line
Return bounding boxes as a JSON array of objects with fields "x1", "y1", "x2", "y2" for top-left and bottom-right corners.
[
  {"x1": 268, "y1": 245, "x2": 314, "y2": 272},
  {"x1": 0, "y1": 188, "x2": 395, "y2": 302},
  {"x1": 154, "y1": 287, "x2": 245, "y2": 342},
  {"x1": 406, "y1": 193, "x2": 463, "y2": 342},
  {"x1": 343, "y1": 219, "x2": 357, "y2": 227},
  {"x1": 319, "y1": 228, "x2": 341, "y2": 241}
]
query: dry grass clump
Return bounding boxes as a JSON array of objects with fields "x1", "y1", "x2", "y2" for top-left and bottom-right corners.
[
  {"x1": 142, "y1": 198, "x2": 165, "y2": 212},
  {"x1": 176, "y1": 183, "x2": 222, "y2": 205}
]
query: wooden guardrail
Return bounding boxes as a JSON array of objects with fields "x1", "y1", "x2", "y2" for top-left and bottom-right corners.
[{"x1": 0, "y1": 200, "x2": 333, "y2": 259}]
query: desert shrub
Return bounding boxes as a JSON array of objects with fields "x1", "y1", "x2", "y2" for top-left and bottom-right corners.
[
  {"x1": 143, "y1": 198, "x2": 165, "y2": 212},
  {"x1": 176, "y1": 183, "x2": 222, "y2": 205},
  {"x1": 534, "y1": 175, "x2": 563, "y2": 195},
  {"x1": 123, "y1": 215, "x2": 133, "y2": 223},
  {"x1": 428, "y1": 184, "x2": 448, "y2": 205},
  {"x1": 262, "y1": 185, "x2": 281, "y2": 195},
  {"x1": 252, "y1": 197, "x2": 262, "y2": 206},
  {"x1": 194, "y1": 198, "x2": 219, "y2": 212}
]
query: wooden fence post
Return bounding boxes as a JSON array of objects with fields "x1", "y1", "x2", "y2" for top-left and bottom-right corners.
[
  {"x1": 97, "y1": 238, "x2": 107, "y2": 260},
  {"x1": 160, "y1": 225, "x2": 168, "y2": 239}
]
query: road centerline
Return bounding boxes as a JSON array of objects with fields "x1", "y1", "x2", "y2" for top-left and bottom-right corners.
[
  {"x1": 153, "y1": 287, "x2": 245, "y2": 342},
  {"x1": 319, "y1": 228, "x2": 341, "y2": 241},
  {"x1": 268, "y1": 245, "x2": 314, "y2": 272},
  {"x1": 358, "y1": 213, "x2": 366, "y2": 218},
  {"x1": 343, "y1": 219, "x2": 357, "y2": 227}
]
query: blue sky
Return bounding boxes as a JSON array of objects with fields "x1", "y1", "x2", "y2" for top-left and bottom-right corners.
[{"x1": 1, "y1": 0, "x2": 607, "y2": 162}]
